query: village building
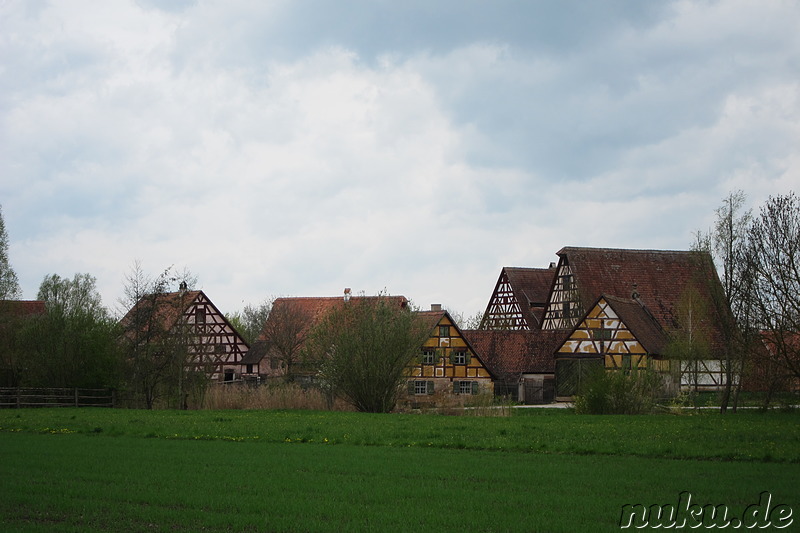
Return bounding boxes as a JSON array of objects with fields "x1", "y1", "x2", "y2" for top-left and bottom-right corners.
[
  {"x1": 475, "y1": 247, "x2": 734, "y2": 399},
  {"x1": 406, "y1": 305, "x2": 493, "y2": 402},
  {"x1": 242, "y1": 294, "x2": 494, "y2": 403},
  {"x1": 120, "y1": 289, "x2": 249, "y2": 383}
]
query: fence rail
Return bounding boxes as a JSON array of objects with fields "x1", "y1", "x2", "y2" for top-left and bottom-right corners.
[{"x1": 0, "y1": 388, "x2": 115, "y2": 408}]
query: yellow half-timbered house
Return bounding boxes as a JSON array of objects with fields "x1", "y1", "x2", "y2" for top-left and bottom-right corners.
[{"x1": 406, "y1": 306, "x2": 494, "y2": 400}]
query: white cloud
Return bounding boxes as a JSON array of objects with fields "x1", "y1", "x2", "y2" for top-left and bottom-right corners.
[{"x1": 2, "y1": 0, "x2": 799, "y2": 318}]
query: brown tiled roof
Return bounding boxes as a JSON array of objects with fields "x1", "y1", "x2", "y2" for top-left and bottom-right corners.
[
  {"x1": 240, "y1": 340, "x2": 268, "y2": 365},
  {"x1": 257, "y1": 295, "x2": 409, "y2": 342},
  {"x1": 120, "y1": 290, "x2": 203, "y2": 333},
  {"x1": 558, "y1": 247, "x2": 722, "y2": 330},
  {"x1": 505, "y1": 267, "x2": 556, "y2": 306},
  {"x1": 415, "y1": 309, "x2": 448, "y2": 330},
  {"x1": 463, "y1": 329, "x2": 565, "y2": 377},
  {"x1": 600, "y1": 295, "x2": 669, "y2": 355},
  {"x1": 504, "y1": 267, "x2": 557, "y2": 326},
  {"x1": 0, "y1": 300, "x2": 47, "y2": 317}
]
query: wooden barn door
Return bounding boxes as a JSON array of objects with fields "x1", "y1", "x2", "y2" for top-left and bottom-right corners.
[{"x1": 556, "y1": 358, "x2": 603, "y2": 397}]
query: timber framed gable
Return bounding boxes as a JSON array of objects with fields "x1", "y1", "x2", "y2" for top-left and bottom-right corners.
[
  {"x1": 407, "y1": 310, "x2": 493, "y2": 398},
  {"x1": 541, "y1": 259, "x2": 582, "y2": 330}
]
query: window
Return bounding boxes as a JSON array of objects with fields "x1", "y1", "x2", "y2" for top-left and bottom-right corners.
[
  {"x1": 451, "y1": 350, "x2": 468, "y2": 365},
  {"x1": 592, "y1": 329, "x2": 613, "y2": 340},
  {"x1": 439, "y1": 325, "x2": 450, "y2": 338},
  {"x1": 455, "y1": 381, "x2": 478, "y2": 395},
  {"x1": 246, "y1": 364, "x2": 254, "y2": 374},
  {"x1": 224, "y1": 369, "x2": 235, "y2": 382},
  {"x1": 196, "y1": 307, "x2": 206, "y2": 324},
  {"x1": 421, "y1": 349, "x2": 436, "y2": 365},
  {"x1": 409, "y1": 380, "x2": 434, "y2": 395}
]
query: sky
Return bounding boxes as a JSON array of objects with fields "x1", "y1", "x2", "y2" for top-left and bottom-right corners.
[{"x1": 2, "y1": 0, "x2": 799, "y2": 319}]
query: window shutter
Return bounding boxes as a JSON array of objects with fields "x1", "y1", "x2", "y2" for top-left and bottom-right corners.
[
  {"x1": 453, "y1": 381, "x2": 459, "y2": 394},
  {"x1": 426, "y1": 381, "x2": 435, "y2": 395},
  {"x1": 471, "y1": 382, "x2": 479, "y2": 395},
  {"x1": 449, "y1": 352, "x2": 456, "y2": 365},
  {"x1": 407, "y1": 381, "x2": 415, "y2": 396},
  {"x1": 434, "y1": 349, "x2": 442, "y2": 364},
  {"x1": 465, "y1": 352, "x2": 471, "y2": 365}
]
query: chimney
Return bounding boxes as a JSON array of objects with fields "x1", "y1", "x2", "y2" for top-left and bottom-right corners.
[
  {"x1": 549, "y1": 262, "x2": 557, "y2": 269},
  {"x1": 431, "y1": 304, "x2": 442, "y2": 312},
  {"x1": 343, "y1": 288, "x2": 352, "y2": 302}
]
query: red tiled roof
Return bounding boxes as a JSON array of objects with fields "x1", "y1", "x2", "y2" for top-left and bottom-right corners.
[
  {"x1": 0, "y1": 300, "x2": 47, "y2": 317},
  {"x1": 120, "y1": 290, "x2": 203, "y2": 333},
  {"x1": 463, "y1": 329, "x2": 565, "y2": 376},
  {"x1": 257, "y1": 295, "x2": 409, "y2": 342},
  {"x1": 558, "y1": 247, "x2": 723, "y2": 330},
  {"x1": 504, "y1": 267, "x2": 557, "y2": 326},
  {"x1": 504, "y1": 267, "x2": 556, "y2": 306},
  {"x1": 600, "y1": 295, "x2": 669, "y2": 355}
]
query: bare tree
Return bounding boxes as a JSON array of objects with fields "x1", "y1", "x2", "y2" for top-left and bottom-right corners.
[
  {"x1": 259, "y1": 298, "x2": 313, "y2": 381},
  {"x1": 747, "y1": 193, "x2": 800, "y2": 382},
  {"x1": 118, "y1": 262, "x2": 197, "y2": 408}
]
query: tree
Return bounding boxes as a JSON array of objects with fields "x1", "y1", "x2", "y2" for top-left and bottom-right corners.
[
  {"x1": 695, "y1": 191, "x2": 755, "y2": 412},
  {"x1": 118, "y1": 262, "x2": 198, "y2": 409},
  {"x1": 27, "y1": 273, "x2": 120, "y2": 388},
  {"x1": 0, "y1": 205, "x2": 22, "y2": 300},
  {"x1": 259, "y1": 298, "x2": 314, "y2": 381},
  {"x1": 227, "y1": 299, "x2": 271, "y2": 345},
  {"x1": 304, "y1": 296, "x2": 430, "y2": 413},
  {"x1": 746, "y1": 193, "x2": 800, "y2": 382},
  {"x1": 665, "y1": 282, "x2": 713, "y2": 404}
]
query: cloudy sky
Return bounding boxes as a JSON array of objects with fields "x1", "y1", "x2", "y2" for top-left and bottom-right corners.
[{"x1": 2, "y1": 0, "x2": 798, "y2": 318}]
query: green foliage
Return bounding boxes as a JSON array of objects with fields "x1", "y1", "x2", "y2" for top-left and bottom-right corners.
[
  {"x1": 226, "y1": 299, "x2": 271, "y2": 345},
  {"x1": 574, "y1": 368, "x2": 664, "y2": 415},
  {"x1": 0, "y1": 409, "x2": 798, "y2": 532},
  {"x1": 305, "y1": 296, "x2": 430, "y2": 413},
  {"x1": 0, "y1": 204, "x2": 21, "y2": 300}
]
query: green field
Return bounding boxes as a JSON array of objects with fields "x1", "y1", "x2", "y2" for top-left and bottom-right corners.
[{"x1": 1, "y1": 408, "x2": 798, "y2": 532}]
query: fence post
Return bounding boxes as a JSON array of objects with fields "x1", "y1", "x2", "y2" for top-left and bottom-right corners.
[
  {"x1": 16, "y1": 387, "x2": 20, "y2": 409},
  {"x1": 74, "y1": 388, "x2": 79, "y2": 407}
]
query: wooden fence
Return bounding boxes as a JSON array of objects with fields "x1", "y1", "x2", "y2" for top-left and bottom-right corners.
[{"x1": 0, "y1": 388, "x2": 115, "y2": 408}]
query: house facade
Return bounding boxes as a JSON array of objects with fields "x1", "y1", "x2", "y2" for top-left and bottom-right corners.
[
  {"x1": 121, "y1": 290, "x2": 249, "y2": 383},
  {"x1": 405, "y1": 307, "x2": 493, "y2": 402},
  {"x1": 476, "y1": 247, "x2": 733, "y2": 399}
]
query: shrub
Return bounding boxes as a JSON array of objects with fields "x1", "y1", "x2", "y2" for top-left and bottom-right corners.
[{"x1": 574, "y1": 368, "x2": 663, "y2": 414}]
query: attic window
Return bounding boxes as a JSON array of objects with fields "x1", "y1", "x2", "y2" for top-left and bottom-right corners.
[
  {"x1": 196, "y1": 307, "x2": 206, "y2": 324},
  {"x1": 421, "y1": 349, "x2": 436, "y2": 365},
  {"x1": 592, "y1": 329, "x2": 613, "y2": 341},
  {"x1": 439, "y1": 325, "x2": 450, "y2": 338}
]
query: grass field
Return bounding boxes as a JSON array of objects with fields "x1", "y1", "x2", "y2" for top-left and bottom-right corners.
[{"x1": 1, "y1": 408, "x2": 798, "y2": 532}]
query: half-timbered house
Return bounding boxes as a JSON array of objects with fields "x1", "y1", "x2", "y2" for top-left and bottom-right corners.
[
  {"x1": 406, "y1": 306, "x2": 493, "y2": 402},
  {"x1": 542, "y1": 247, "x2": 731, "y2": 396},
  {"x1": 476, "y1": 247, "x2": 733, "y2": 398},
  {"x1": 241, "y1": 293, "x2": 410, "y2": 382},
  {"x1": 479, "y1": 267, "x2": 556, "y2": 330},
  {"x1": 121, "y1": 290, "x2": 249, "y2": 383}
]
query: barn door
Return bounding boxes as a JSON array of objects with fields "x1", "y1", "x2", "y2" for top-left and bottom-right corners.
[{"x1": 556, "y1": 358, "x2": 602, "y2": 397}]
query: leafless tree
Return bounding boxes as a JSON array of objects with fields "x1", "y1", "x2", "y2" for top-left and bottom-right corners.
[
  {"x1": 747, "y1": 193, "x2": 800, "y2": 382},
  {"x1": 259, "y1": 298, "x2": 313, "y2": 381}
]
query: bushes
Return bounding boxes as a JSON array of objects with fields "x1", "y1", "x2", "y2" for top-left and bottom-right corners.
[{"x1": 574, "y1": 368, "x2": 664, "y2": 414}]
